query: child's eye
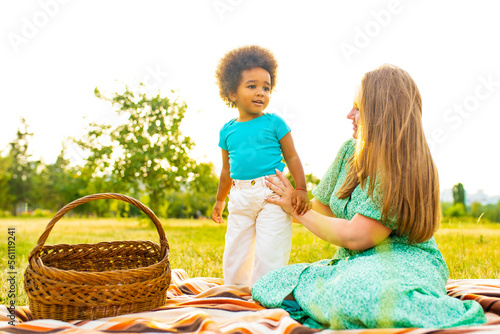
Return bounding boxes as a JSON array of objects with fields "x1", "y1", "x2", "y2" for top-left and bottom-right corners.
[
  {"x1": 248, "y1": 84, "x2": 256, "y2": 89},
  {"x1": 263, "y1": 87, "x2": 270, "y2": 92}
]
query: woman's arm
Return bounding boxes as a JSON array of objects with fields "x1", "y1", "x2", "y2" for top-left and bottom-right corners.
[
  {"x1": 310, "y1": 198, "x2": 335, "y2": 217},
  {"x1": 292, "y1": 210, "x2": 392, "y2": 251},
  {"x1": 212, "y1": 149, "x2": 232, "y2": 224},
  {"x1": 290, "y1": 199, "x2": 335, "y2": 223},
  {"x1": 266, "y1": 170, "x2": 392, "y2": 251}
]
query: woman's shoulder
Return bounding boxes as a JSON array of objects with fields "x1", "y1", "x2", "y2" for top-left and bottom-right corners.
[
  {"x1": 337, "y1": 138, "x2": 356, "y2": 159},
  {"x1": 320, "y1": 138, "x2": 356, "y2": 177},
  {"x1": 342, "y1": 138, "x2": 356, "y2": 149}
]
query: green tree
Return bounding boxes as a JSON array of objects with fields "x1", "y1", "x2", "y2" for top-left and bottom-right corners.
[
  {"x1": 451, "y1": 182, "x2": 466, "y2": 216},
  {"x1": 164, "y1": 162, "x2": 220, "y2": 219},
  {"x1": 470, "y1": 201, "x2": 483, "y2": 218},
  {"x1": 0, "y1": 154, "x2": 13, "y2": 213},
  {"x1": 483, "y1": 201, "x2": 500, "y2": 223},
  {"x1": 77, "y1": 85, "x2": 197, "y2": 214},
  {"x1": 190, "y1": 162, "x2": 219, "y2": 195},
  {"x1": 7, "y1": 118, "x2": 38, "y2": 215},
  {"x1": 444, "y1": 203, "x2": 467, "y2": 217},
  {"x1": 188, "y1": 162, "x2": 220, "y2": 217},
  {"x1": 494, "y1": 201, "x2": 500, "y2": 223},
  {"x1": 34, "y1": 145, "x2": 82, "y2": 211},
  {"x1": 74, "y1": 165, "x2": 118, "y2": 216},
  {"x1": 452, "y1": 183, "x2": 466, "y2": 207}
]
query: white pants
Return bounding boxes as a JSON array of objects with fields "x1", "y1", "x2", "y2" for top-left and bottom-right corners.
[{"x1": 223, "y1": 175, "x2": 292, "y2": 287}]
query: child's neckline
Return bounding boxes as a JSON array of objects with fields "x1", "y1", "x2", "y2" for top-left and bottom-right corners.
[{"x1": 235, "y1": 113, "x2": 267, "y2": 123}]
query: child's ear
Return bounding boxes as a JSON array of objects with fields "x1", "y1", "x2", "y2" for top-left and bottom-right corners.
[{"x1": 228, "y1": 92, "x2": 237, "y2": 102}]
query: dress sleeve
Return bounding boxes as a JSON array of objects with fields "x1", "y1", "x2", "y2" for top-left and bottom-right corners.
[
  {"x1": 352, "y1": 181, "x2": 397, "y2": 230},
  {"x1": 312, "y1": 139, "x2": 355, "y2": 205},
  {"x1": 354, "y1": 185, "x2": 382, "y2": 220}
]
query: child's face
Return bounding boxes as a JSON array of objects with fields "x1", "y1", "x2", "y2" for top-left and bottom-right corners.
[{"x1": 229, "y1": 67, "x2": 271, "y2": 120}]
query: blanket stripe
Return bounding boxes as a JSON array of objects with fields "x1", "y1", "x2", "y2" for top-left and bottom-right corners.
[{"x1": 1, "y1": 270, "x2": 499, "y2": 334}]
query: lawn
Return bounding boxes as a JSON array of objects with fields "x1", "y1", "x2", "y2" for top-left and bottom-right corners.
[{"x1": 1, "y1": 216, "x2": 499, "y2": 306}]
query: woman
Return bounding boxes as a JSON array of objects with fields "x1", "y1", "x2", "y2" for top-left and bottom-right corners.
[{"x1": 251, "y1": 65, "x2": 487, "y2": 330}]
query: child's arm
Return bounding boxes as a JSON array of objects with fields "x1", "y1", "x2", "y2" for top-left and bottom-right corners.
[
  {"x1": 212, "y1": 149, "x2": 232, "y2": 224},
  {"x1": 279, "y1": 132, "x2": 312, "y2": 215}
]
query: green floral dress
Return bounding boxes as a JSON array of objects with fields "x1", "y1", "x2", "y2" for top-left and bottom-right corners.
[{"x1": 251, "y1": 139, "x2": 486, "y2": 330}]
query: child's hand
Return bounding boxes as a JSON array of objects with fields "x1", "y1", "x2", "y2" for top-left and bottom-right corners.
[
  {"x1": 292, "y1": 190, "x2": 312, "y2": 215},
  {"x1": 212, "y1": 200, "x2": 226, "y2": 224}
]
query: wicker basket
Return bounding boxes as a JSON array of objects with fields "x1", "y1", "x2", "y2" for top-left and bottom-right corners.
[{"x1": 24, "y1": 193, "x2": 171, "y2": 321}]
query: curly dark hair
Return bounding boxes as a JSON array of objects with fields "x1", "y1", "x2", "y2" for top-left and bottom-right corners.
[{"x1": 215, "y1": 45, "x2": 278, "y2": 108}]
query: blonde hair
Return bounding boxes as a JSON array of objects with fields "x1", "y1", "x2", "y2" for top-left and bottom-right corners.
[{"x1": 337, "y1": 64, "x2": 441, "y2": 243}]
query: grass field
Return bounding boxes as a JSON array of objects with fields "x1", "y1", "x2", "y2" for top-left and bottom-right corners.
[{"x1": 1, "y1": 216, "x2": 499, "y2": 306}]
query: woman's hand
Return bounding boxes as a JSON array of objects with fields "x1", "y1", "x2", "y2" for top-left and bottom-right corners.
[
  {"x1": 266, "y1": 170, "x2": 392, "y2": 250},
  {"x1": 265, "y1": 169, "x2": 296, "y2": 215}
]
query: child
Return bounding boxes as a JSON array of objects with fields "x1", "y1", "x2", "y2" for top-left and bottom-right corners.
[{"x1": 212, "y1": 45, "x2": 311, "y2": 287}]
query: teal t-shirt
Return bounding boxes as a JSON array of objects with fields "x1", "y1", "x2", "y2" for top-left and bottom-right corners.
[{"x1": 219, "y1": 113, "x2": 291, "y2": 180}]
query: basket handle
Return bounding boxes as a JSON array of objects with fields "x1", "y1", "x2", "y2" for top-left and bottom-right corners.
[{"x1": 28, "y1": 193, "x2": 168, "y2": 261}]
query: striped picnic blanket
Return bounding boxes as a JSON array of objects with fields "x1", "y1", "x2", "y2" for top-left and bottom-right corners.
[{"x1": 1, "y1": 269, "x2": 499, "y2": 333}]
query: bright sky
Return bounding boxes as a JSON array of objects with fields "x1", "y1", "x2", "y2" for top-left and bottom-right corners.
[{"x1": 1, "y1": 1, "x2": 499, "y2": 196}]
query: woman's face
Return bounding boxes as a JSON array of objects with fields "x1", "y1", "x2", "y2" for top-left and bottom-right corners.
[{"x1": 347, "y1": 102, "x2": 360, "y2": 139}]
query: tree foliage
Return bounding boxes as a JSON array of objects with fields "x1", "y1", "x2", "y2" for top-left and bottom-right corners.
[
  {"x1": 0, "y1": 154, "x2": 13, "y2": 212},
  {"x1": 34, "y1": 145, "x2": 82, "y2": 211},
  {"x1": 474, "y1": 201, "x2": 500, "y2": 223},
  {"x1": 444, "y1": 203, "x2": 467, "y2": 217},
  {"x1": 7, "y1": 118, "x2": 38, "y2": 215},
  {"x1": 452, "y1": 183, "x2": 466, "y2": 207},
  {"x1": 447, "y1": 182, "x2": 467, "y2": 217},
  {"x1": 77, "y1": 85, "x2": 198, "y2": 214},
  {"x1": 165, "y1": 162, "x2": 220, "y2": 218},
  {"x1": 470, "y1": 201, "x2": 483, "y2": 218},
  {"x1": 442, "y1": 183, "x2": 500, "y2": 222},
  {"x1": 0, "y1": 95, "x2": 222, "y2": 219}
]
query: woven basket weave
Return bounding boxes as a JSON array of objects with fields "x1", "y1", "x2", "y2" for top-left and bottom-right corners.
[{"x1": 24, "y1": 193, "x2": 171, "y2": 321}]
